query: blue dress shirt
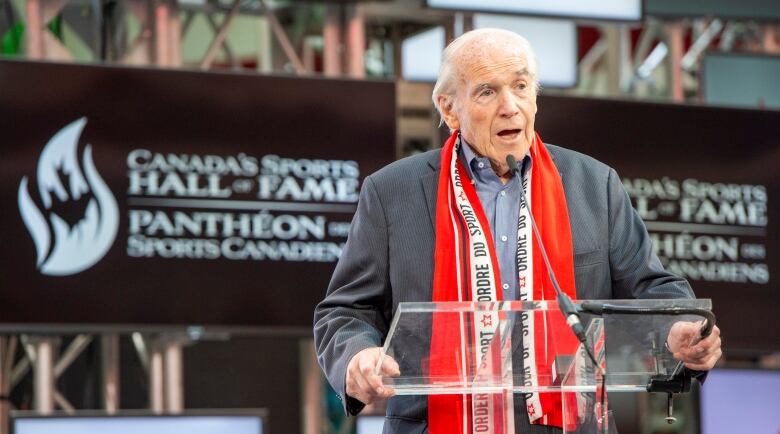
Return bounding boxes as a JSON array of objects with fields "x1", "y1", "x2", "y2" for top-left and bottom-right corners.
[{"x1": 459, "y1": 140, "x2": 531, "y2": 301}]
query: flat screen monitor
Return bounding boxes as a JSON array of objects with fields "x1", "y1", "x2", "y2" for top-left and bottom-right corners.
[
  {"x1": 356, "y1": 415, "x2": 385, "y2": 434},
  {"x1": 646, "y1": 0, "x2": 780, "y2": 21},
  {"x1": 402, "y1": 15, "x2": 577, "y2": 88},
  {"x1": 12, "y1": 411, "x2": 266, "y2": 434},
  {"x1": 702, "y1": 52, "x2": 780, "y2": 110},
  {"x1": 425, "y1": 0, "x2": 641, "y2": 21},
  {"x1": 401, "y1": 26, "x2": 445, "y2": 82},
  {"x1": 699, "y1": 368, "x2": 780, "y2": 434}
]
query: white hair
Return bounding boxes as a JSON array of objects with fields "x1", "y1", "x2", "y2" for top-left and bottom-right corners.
[{"x1": 431, "y1": 28, "x2": 540, "y2": 117}]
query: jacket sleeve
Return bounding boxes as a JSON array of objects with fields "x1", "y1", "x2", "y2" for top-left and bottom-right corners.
[
  {"x1": 313, "y1": 175, "x2": 393, "y2": 415},
  {"x1": 606, "y1": 167, "x2": 695, "y2": 299},
  {"x1": 605, "y1": 168, "x2": 708, "y2": 382}
]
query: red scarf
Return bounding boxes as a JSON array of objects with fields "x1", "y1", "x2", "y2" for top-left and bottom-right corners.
[{"x1": 428, "y1": 130, "x2": 579, "y2": 433}]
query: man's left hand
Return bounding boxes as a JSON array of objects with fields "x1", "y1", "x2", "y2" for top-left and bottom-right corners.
[{"x1": 667, "y1": 321, "x2": 722, "y2": 371}]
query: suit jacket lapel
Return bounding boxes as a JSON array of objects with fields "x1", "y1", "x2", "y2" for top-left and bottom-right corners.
[
  {"x1": 421, "y1": 151, "x2": 441, "y2": 230},
  {"x1": 546, "y1": 142, "x2": 564, "y2": 182}
]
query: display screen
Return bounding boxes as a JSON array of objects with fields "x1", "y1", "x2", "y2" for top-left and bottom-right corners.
[
  {"x1": 646, "y1": 0, "x2": 780, "y2": 21},
  {"x1": 699, "y1": 369, "x2": 780, "y2": 434},
  {"x1": 426, "y1": 0, "x2": 641, "y2": 21},
  {"x1": 402, "y1": 15, "x2": 576, "y2": 88},
  {"x1": 356, "y1": 415, "x2": 385, "y2": 434},
  {"x1": 703, "y1": 53, "x2": 780, "y2": 110},
  {"x1": 13, "y1": 414, "x2": 264, "y2": 434}
]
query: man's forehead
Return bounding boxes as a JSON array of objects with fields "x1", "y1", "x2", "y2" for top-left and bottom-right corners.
[{"x1": 460, "y1": 57, "x2": 529, "y2": 84}]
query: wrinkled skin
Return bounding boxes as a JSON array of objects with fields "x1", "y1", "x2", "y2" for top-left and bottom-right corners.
[
  {"x1": 667, "y1": 321, "x2": 722, "y2": 371},
  {"x1": 438, "y1": 34, "x2": 537, "y2": 180},
  {"x1": 345, "y1": 347, "x2": 399, "y2": 405}
]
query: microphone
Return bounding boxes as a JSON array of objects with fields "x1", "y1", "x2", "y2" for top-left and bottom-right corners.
[
  {"x1": 505, "y1": 154, "x2": 587, "y2": 345},
  {"x1": 507, "y1": 153, "x2": 605, "y2": 405}
]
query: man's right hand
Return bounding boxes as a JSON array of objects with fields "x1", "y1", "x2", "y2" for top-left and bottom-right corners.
[{"x1": 346, "y1": 347, "x2": 400, "y2": 405}]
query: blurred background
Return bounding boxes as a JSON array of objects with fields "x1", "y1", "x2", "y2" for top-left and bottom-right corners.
[{"x1": 0, "y1": 0, "x2": 779, "y2": 433}]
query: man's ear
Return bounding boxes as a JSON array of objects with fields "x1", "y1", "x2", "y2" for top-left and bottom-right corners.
[{"x1": 437, "y1": 95, "x2": 460, "y2": 130}]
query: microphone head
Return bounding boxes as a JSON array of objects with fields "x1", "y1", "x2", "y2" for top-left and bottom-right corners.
[{"x1": 505, "y1": 154, "x2": 519, "y2": 175}]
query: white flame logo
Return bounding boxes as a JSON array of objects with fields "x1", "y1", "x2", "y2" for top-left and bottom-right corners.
[{"x1": 17, "y1": 118, "x2": 119, "y2": 276}]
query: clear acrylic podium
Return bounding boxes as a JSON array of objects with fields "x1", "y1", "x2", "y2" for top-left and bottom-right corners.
[{"x1": 376, "y1": 299, "x2": 712, "y2": 433}]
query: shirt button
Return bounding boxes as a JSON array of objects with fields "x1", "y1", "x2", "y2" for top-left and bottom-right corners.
[
  {"x1": 477, "y1": 162, "x2": 485, "y2": 169},
  {"x1": 502, "y1": 283, "x2": 509, "y2": 290},
  {"x1": 500, "y1": 235, "x2": 508, "y2": 242},
  {"x1": 500, "y1": 191, "x2": 506, "y2": 196}
]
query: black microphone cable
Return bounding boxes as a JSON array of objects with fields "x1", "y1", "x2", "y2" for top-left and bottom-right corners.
[
  {"x1": 507, "y1": 154, "x2": 608, "y2": 431},
  {"x1": 505, "y1": 154, "x2": 602, "y2": 372}
]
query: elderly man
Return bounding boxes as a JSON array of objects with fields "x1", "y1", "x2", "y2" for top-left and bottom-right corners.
[{"x1": 314, "y1": 28, "x2": 721, "y2": 433}]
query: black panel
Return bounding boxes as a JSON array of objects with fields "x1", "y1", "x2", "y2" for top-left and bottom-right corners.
[
  {"x1": 0, "y1": 60, "x2": 395, "y2": 328},
  {"x1": 536, "y1": 94, "x2": 780, "y2": 354}
]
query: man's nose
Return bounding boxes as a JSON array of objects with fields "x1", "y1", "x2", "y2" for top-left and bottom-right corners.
[{"x1": 497, "y1": 89, "x2": 520, "y2": 118}]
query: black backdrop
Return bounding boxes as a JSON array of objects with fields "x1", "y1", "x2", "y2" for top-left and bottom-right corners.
[
  {"x1": 1, "y1": 60, "x2": 778, "y2": 355},
  {"x1": 0, "y1": 60, "x2": 395, "y2": 328},
  {"x1": 536, "y1": 95, "x2": 779, "y2": 354}
]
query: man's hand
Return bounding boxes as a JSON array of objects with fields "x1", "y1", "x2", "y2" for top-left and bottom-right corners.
[
  {"x1": 667, "y1": 321, "x2": 722, "y2": 371},
  {"x1": 346, "y1": 347, "x2": 400, "y2": 405}
]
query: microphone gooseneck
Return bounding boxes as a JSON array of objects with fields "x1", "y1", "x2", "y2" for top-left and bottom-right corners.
[
  {"x1": 505, "y1": 154, "x2": 587, "y2": 345},
  {"x1": 506, "y1": 153, "x2": 605, "y2": 417}
]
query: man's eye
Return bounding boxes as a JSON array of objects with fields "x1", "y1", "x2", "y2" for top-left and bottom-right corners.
[
  {"x1": 517, "y1": 83, "x2": 527, "y2": 91},
  {"x1": 480, "y1": 89, "x2": 494, "y2": 97}
]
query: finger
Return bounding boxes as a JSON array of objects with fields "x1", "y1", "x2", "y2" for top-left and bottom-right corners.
[
  {"x1": 346, "y1": 376, "x2": 368, "y2": 404},
  {"x1": 353, "y1": 365, "x2": 371, "y2": 391},
  {"x1": 677, "y1": 322, "x2": 700, "y2": 339},
  {"x1": 347, "y1": 368, "x2": 363, "y2": 393},
  {"x1": 381, "y1": 386, "x2": 396, "y2": 398},
  {"x1": 674, "y1": 344, "x2": 701, "y2": 360},
  {"x1": 676, "y1": 346, "x2": 710, "y2": 364},
  {"x1": 365, "y1": 372, "x2": 386, "y2": 395},
  {"x1": 358, "y1": 354, "x2": 386, "y2": 395},
  {"x1": 674, "y1": 348, "x2": 704, "y2": 364},
  {"x1": 679, "y1": 337, "x2": 721, "y2": 366},
  {"x1": 691, "y1": 334, "x2": 720, "y2": 356},
  {"x1": 698, "y1": 325, "x2": 720, "y2": 342},
  {"x1": 668, "y1": 322, "x2": 699, "y2": 352},
  {"x1": 686, "y1": 333, "x2": 721, "y2": 358},
  {"x1": 366, "y1": 373, "x2": 391, "y2": 398},
  {"x1": 380, "y1": 355, "x2": 401, "y2": 377},
  {"x1": 708, "y1": 325, "x2": 721, "y2": 338},
  {"x1": 352, "y1": 373, "x2": 375, "y2": 404},
  {"x1": 677, "y1": 331, "x2": 720, "y2": 360},
  {"x1": 359, "y1": 353, "x2": 379, "y2": 377},
  {"x1": 684, "y1": 348, "x2": 722, "y2": 371},
  {"x1": 371, "y1": 357, "x2": 398, "y2": 399}
]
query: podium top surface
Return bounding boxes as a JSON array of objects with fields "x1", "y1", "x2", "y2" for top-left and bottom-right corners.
[{"x1": 394, "y1": 299, "x2": 712, "y2": 313}]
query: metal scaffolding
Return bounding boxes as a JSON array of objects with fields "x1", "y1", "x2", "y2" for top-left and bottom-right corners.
[{"x1": 12, "y1": 0, "x2": 780, "y2": 95}]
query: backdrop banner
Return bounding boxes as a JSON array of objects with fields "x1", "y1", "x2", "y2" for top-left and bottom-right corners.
[
  {"x1": 0, "y1": 60, "x2": 395, "y2": 328},
  {"x1": 536, "y1": 95, "x2": 779, "y2": 353}
]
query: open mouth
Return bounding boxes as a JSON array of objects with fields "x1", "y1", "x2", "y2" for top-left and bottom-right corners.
[{"x1": 497, "y1": 129, "x2": 522, "y2": 138}]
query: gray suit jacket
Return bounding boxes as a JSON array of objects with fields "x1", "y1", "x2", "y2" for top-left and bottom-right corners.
[{"x1": 314, "y1": 145, "x2": 693, "y2": 434}]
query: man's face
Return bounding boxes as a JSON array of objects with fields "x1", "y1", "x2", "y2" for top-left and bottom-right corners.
[{"x1": 440, "y1": 41, "x2": 537, "y2": 171}]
